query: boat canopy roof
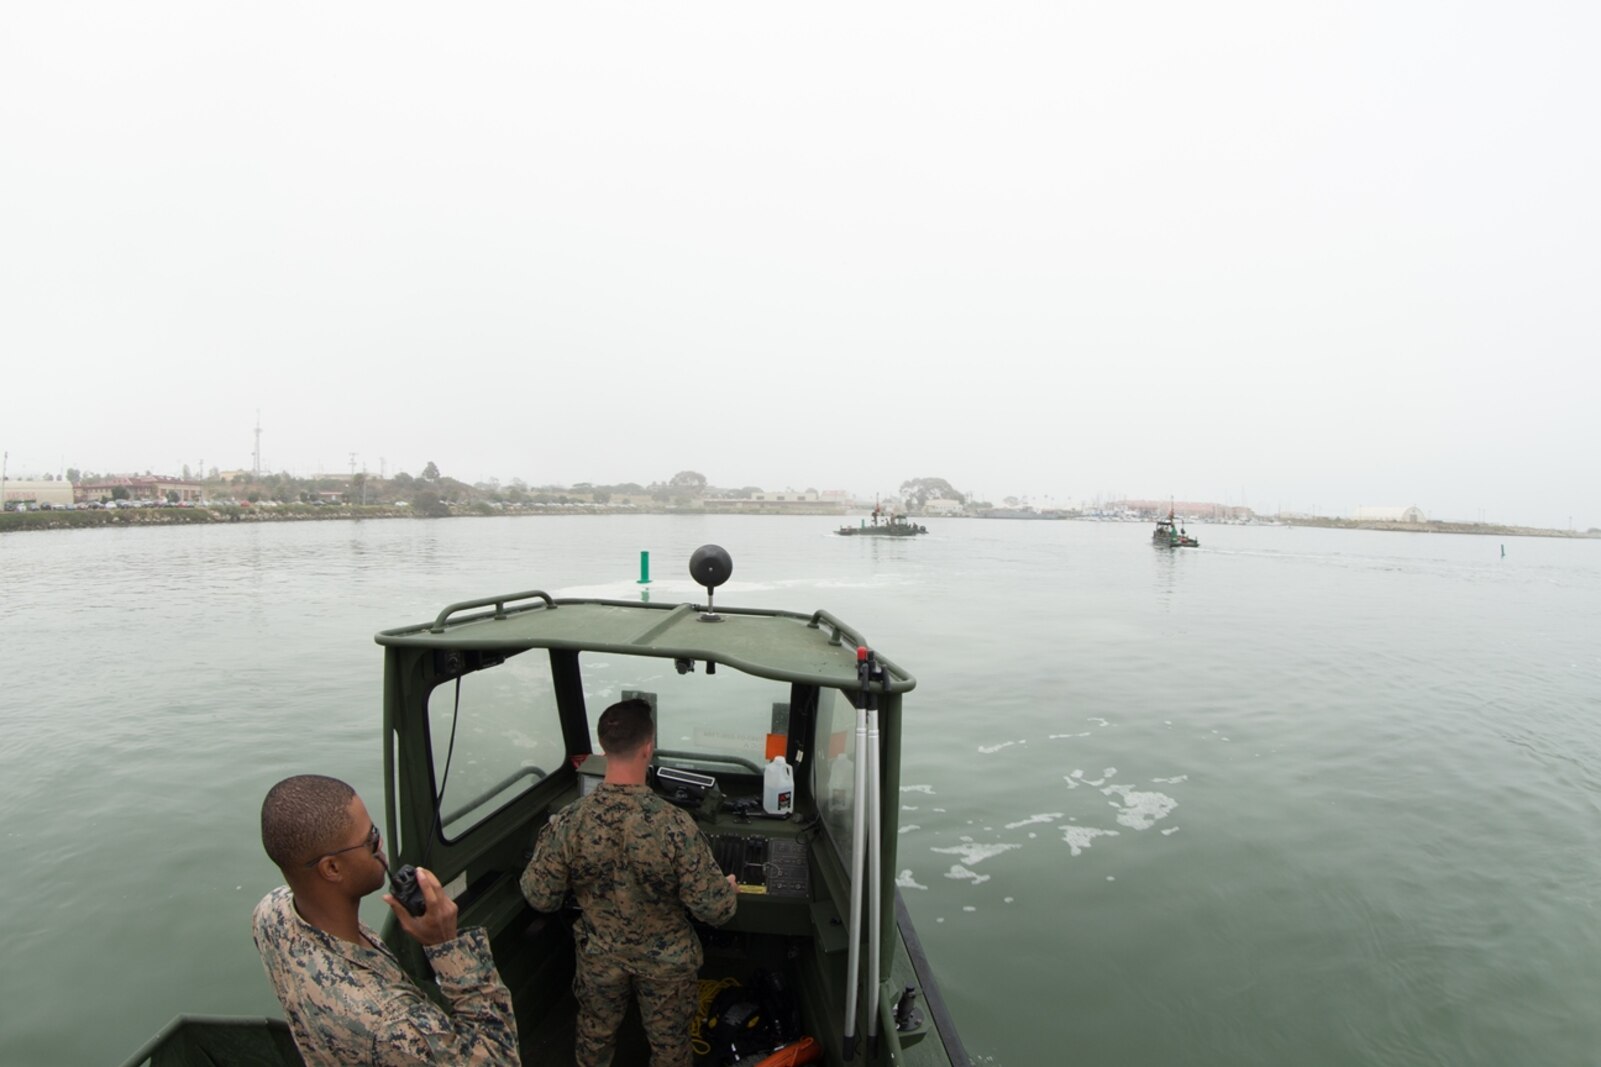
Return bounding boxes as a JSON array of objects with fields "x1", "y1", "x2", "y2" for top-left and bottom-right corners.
[{"x1": 376, "y1": 593, "x2": 916, "y2": 693}]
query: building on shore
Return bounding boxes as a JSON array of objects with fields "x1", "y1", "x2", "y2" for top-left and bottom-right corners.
[
  {"x1": 1111, "y1": 499, "x2": 1255, "y2": 521},
  {"x1": 702, "y1": 488, "x2": 848, "y2": 515},
  {"x1": 1354, "y1": 505, "x2": 1426, "y2": 522},
  {"x1": 2, "y1": 479, "x2": 76, "y2": 508},
  {"x1": 77, "y1": 476, "x2": 204, "y2": 503}
]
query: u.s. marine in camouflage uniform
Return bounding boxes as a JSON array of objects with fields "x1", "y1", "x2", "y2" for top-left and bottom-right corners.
[
  {"x1": 521, "y1": 699, "x2": 738, "y2": 1067},
  {"x1": 252, "y1": 774, "x2": 519, "y2": 1066}
]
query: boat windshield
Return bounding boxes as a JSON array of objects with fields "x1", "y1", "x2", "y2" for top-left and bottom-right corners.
[
  {"x1": 422, "y1": 651, "x2": 870, "y2": 851},
  {"x1": 812, "y1": 685, "x2": 860, "y2": 865},
  {"x1": 426, "y1": 649, "x2": 564, "y2": 840},
  {"x1": 580, "y1": 652, "x2": 788, "y2": 774}
]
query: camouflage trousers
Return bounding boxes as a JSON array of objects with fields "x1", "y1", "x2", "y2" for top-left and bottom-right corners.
[{"x1": 573, "y1": 951, "x2": 698, "y2": 1067}]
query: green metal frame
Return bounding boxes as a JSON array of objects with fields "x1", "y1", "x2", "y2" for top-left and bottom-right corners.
[{"x1": 370, "y1": 591, "x2": 961, "y2": 1066}]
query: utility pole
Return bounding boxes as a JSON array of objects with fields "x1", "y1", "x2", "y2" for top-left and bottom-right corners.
[{"x1": 253, "y1": 410, "x2": 264, "y2": 478}]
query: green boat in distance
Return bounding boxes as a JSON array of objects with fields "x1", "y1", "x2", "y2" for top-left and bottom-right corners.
[
  {"x1": 838, "y1": 501, "x2": 928, "y2": 537},
  {"x1": 120, "y1": 547, "x2": 969, "y2": 1067},
  {"x1": 1152, "y1": 505, "x2": 1199, "y2": 548}
]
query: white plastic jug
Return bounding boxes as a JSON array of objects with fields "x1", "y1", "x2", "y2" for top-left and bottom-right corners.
[{"x1": 763, "y1": 755, "x2": 794, "y2": 815}]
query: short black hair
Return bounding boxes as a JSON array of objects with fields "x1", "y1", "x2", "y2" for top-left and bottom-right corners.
[
  {"x1": 597, "y1": 698, "x2": 654, "y2": 757},
  {"x1": 261, "y1": 774, "x2": 357, "y2": 870}
]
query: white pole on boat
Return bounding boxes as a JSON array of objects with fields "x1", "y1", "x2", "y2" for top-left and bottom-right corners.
[
  {"x1": 866, "y1": 669, "x2": 883, "y2": 1055},
  {"x1": 843, "y1": 647, "x2": 872, "y2": 1061}
]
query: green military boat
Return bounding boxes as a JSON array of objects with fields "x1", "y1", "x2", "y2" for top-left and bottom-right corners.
[
  {"x1": 1152, "y1": 505, "x2": 1199, "y2": 548},
  {"x1": 120, "y1": 546, "x2": 969, "y2": 1067},
  {"x1": 837, "y1": 501, "x2": 928, "y2": 537}
]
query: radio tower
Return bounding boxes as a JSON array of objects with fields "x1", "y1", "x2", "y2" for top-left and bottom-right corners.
[{"x1": 252, "y1": 410, "x2": 264, "y2": 478}]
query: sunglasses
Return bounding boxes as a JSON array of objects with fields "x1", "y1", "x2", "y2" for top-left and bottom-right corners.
[{"x1": 304, "y1": 823, "x2": 381, "y2": 867}]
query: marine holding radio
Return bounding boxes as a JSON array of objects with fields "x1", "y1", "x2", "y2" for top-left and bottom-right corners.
[{"x1": 252, "y1": 774, "x2": 519, "y2": 1065}]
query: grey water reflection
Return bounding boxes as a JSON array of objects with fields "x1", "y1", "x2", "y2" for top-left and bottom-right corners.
[{"x1": 3, "y1": 516, "x2": 1601, "y2": 1065}]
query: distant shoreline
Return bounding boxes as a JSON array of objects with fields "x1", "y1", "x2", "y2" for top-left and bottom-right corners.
[
  {"x1": 2, "y1": 505, "x2": 1595, "y2": 540},
  {"x1": 1275, "y1": 516, "x2": 1599, "y2": 540}
]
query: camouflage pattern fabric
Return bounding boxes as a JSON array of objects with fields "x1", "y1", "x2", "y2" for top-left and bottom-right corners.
[
  {"x1": 521, "y1": 782, "x2": 738, "y2": 1066},
  {"x1": 573, "y1": 952, "x2": 700, "y2": 1066},
  {"x1": 252, "y1": 886, "x2": 519, "y2": 1065}
]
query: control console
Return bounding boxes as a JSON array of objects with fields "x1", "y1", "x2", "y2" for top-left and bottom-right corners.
[{"x1": 706, "y1": 833, "x2": 809, "y2": 898}]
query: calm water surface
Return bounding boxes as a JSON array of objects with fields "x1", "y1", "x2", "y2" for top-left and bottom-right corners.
[{"x1": 3, "y1": 516, "x2": 1599, "y2": 1065}]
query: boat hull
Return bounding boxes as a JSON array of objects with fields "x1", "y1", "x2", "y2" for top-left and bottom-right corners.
[{"x1": 837, "y1": 526, "x2": 927, "y2": 537}]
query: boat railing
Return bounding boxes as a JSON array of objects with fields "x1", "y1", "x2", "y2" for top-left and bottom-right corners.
[
  {"x1": 429, "y1": 591, "x2": 557, "y2": 633},
  {"x1": 439, "y1": 766, "x2": 550, "y2": 827}
]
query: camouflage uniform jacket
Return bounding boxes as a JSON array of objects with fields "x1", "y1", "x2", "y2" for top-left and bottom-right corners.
[
  {"x1": 520, "y1": 783, "x2": 738, "y2": 975},
  {"x1": 252, "y1": 885, "x2": 519, "y2": 1065}
]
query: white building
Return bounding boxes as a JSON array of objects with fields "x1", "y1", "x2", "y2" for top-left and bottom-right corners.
[
  {"x1": 2, "y1": 479, "x2": 75, "y2": 507},
  {"x1": 752, "y1": 489, "x2": 820, "y2": 502},
  {"x1": 1354, "y1": 505, "x2": 1426, "y2": 522}
]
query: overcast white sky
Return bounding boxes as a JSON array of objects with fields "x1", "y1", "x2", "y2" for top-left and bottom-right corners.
[{"x1": 3, "y1": 3, "x2": 1597, "y2": 526}]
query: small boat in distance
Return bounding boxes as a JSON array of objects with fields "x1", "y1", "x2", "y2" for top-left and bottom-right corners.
[
  {"x1": 838, "y1": 499, "x2": 928, "y2": 537},
  {"x1": 1153, "y1": 505, "x2": 1199, "y2": 548}
]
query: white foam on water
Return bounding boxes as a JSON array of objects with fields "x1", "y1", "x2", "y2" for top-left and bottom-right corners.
[
  {"x1": 899, "y1": 825, "x2": 921, "y2": 835},
  {"x1": 1004, "y1": 813, "x2": 1063, "y2": 830},
  {"x1": 1100, "y1": 784, "x2": 1178, "y2": 830},
  {"x1": 931, "y1": 841, "x2": 1021, "y2": 865},
  {"x1": 1028, "y1": 832, "x2": 1037, "y2": 839},
  {"x1": 1048, "y1": 731, "x2": 1092, "y2": 739},
  {"x1": 944, "y1": 865, "x2": 991, "y2": 885},
  {"x1": 1060, "y1": 825, "x2": 1119, "y2": 856},
  {"x1": 1151, "y1": 775, "x2": 1188, "y2": 784},
  {"x1": 902, "y1": 805, "x2": 919, "y2": 811},
  {"x1": 498, "y1": 728, "x2": 543, "y2": 750},
  {"x1": 978, "y1": 740, "x2": 1025, "y2": 754},
  {"x1": 901, "y1": 784, "x2": 936, "y2": 795},
  {"x1": 1161, "y1": 827, "x2": 1180, "y2": 836},
  {"x1": 1003, "y1": 896, "x2": 1015, "y2": 904},
  {"x1": 1070, "y1": 769, "x2": 1084, "y2": 778},
  {"x1": 963, "y1": 906, "x2": 977, "y2": 912},
  {"x1": 1106, "y1": 876, "x2": 1116, "y2": 881},
  {"x1": 933, "y1": 807, "x2": 947, "y2": 813},
  {"x1": 896, "y1": 870, "x2": 927, "y2": 890},
  {"x1": 1088, "y1": 716, "x2": 1111, "y2": 726}
]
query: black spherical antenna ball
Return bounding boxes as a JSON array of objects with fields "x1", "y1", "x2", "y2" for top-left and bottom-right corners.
[{"x1": 689, "y1": 544, "x2": 733, "y2": 590}]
